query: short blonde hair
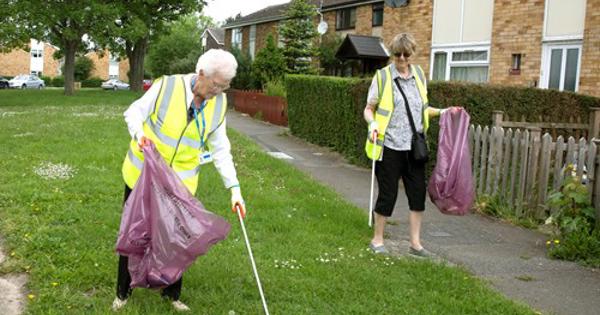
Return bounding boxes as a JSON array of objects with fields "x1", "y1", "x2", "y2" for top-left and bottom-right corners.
[{"x1": 388, "y1": 33, "x2": 417, "y2": 56}]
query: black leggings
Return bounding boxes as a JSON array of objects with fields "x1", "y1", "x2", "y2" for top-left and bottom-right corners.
[
  {"x1": 374, "y1": 147, "x2": 426, "y2": 216},
  {"x1": 116, "y1": 185, "x2": 183, "y2": 301}
]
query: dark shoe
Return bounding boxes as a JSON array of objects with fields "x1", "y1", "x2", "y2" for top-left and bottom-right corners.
[
  {"x1": 369, "y1": 243, "x2": 388, "y2": 254},
  {"x1": 409, "y1": 247, "x2": 433, "y2": 258}
]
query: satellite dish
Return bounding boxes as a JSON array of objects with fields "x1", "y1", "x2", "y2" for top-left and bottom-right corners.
[
  {"x1": 317, "y1": 20, "x2": 328, "y2": 35},
  {"x1": 384, "y1": 0, "x2": 409, "y2": 8}
]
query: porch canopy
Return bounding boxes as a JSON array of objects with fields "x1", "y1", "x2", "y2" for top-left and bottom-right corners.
[
  {"x1": 335, "y1": 34, "x2": 389, "y2": 75},
  {"x1": 335, "y1": 34, "x2": 389, "y2": 61}
]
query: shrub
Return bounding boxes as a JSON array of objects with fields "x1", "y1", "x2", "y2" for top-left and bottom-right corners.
[
  {"x1": 546, "y1": 170, "x2": 600, "y2": 267},
  {"x1": 72, "y1": 56, "x2": 95, "y2": 81},
  {"x1": 40, "y1": 75, "x2": 52, "y2": 86},
  {"x1": 52, "y1": 76, "x2": 65, "y2": 87},
  {"x1": 264, "y1": 80, "x2": 287, "y2": 98},
  {"x1": 81, "y1": 77, "x2": 103, "y2": 88},
  {"x1": 253, "y1": 34, "x2": 287, "y2": 88},
  {"x1": 230, "y1": 47, "x2": 259, "y2": 90}
]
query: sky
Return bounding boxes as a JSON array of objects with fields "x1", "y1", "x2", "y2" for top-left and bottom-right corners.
[{"x1": 203, "y1": 0, "x2": 290, "y2": 24}]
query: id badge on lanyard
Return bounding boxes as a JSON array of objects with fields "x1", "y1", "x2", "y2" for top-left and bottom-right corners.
[{"x1": 193, "y1": 100, "x2": 213, "y2": 165}]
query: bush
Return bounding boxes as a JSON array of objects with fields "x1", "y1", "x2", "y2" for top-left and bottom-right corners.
[
  {"x1": 252, "y1": 34, "x2": 286, "y2": 88},
  {"x1": 68, "y1": 56, "x2": 95, "y2": 81},
  {"x1": 285, "y1": 75, "x2": 600, "y2": 167},
  {"x1": 230, "y1": 47, "x2": 259, "y2": 90},
  {"x1": 81, "y1": 77, "x2": 103, "y2": 88},
  {"x1": 40, "y1": 75, "x2": 52, "y2": 86},
  {"x1": 264, "y1": 80, "x2": 287, "y2": 98},
  {"x1": 51, "y1": 76, "x2": 64, "y2": 87},
  {"x1": 546, "y1": 170, "x2": 600, "y2": 267}
]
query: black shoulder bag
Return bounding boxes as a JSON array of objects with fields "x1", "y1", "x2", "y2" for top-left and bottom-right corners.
[{"x1": 393, "y1": 77, "x2": 428, "y2": 163}]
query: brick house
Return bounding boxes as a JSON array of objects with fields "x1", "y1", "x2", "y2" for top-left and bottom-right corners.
[
  {"x1": 0, "y1": 39, "x2": 130, "y2": 81},
  {"x1": 0, "y1": 40, "x2": 62, "y2": 78},
  {"x1": 201, "y1": 28, "x2": 225, "y2": 52},
  {"x1": 222, "y1": 0, "x2": 600, "y2": 98}
]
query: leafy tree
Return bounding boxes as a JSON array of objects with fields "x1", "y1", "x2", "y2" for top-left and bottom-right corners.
[
  {"x1": 2, "y1": 1, "x2": 118, "y2": 95},
  {"x1": 105, "y1": 1, "x2": 205, "y2": 91},
  {"x1": 252, "y1": 34, "x2": 287, "y2": 88},
  {"x1": 279, "y1": 0, "x2": 319, "y2": 74},
  {"x1": 145, "y1": 15, "x2": 214, "y2": 77},
  {"x1": 223, "y1": 13, "x2": 242, "y2": 25}
]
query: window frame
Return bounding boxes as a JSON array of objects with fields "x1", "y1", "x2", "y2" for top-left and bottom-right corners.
[
  {"x1": 372, "y1": 3, "x2": 383, "y2": 27},
  {"x1": 336, "y1": 7, "x2": 356, "y2": 30},
  {"x1": 429, "y1": 44, "x2": 491, "y2": 83},
  {"x1": 231, "y1": 28, "x2": 243, "y2": 49},
  {"x1": 249, "y1": 25, "x2": 257, "y2": 60},
  {"x1": 540, "y1": 42, "x2": 582, "y2": 92}
]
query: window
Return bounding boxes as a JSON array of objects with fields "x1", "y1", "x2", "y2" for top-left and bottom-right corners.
[
  {"x1": 372, "y1": 4, "x2": 383, "y2": 27},
  {"x1": 430, "y1": 46, "x2": 489, "y2": 83},
  {"x1": 336, "y1": 8, "x2": 356, "y2": 30},
  {"x1": 249, "y1": 25, "x2": 256, "y2": 60},
  {"x1": 30, "y1": 49, "x2": 43, "y2": 58},
  {"x1": 541, "y1": 44, "x2": 581, "y2": 92},
  {"x1": 432, "y1": 0, "x2": 494, "y2": 45},
  {"x1": 510, "y1": 54, "x2": 522, "y2": 75},
  {"x1": 231, "y1": 28, "x2": 242, "y2": 49}
]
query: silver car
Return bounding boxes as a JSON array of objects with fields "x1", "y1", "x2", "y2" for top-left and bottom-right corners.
[
  {"x1": 101, "y1": 79, "x2": 130, "y2": 91},
  {"x1": 9, "y1": 74, "x2": 45, "y2": 89}
]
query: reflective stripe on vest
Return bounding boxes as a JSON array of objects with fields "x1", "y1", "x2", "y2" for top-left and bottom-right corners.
[
  {"x1": 365, "y1": 64, "x2": 430, "y2": 160},
  {"x1": 122, "y1": 74, "x2": 227, "y2": 193}
]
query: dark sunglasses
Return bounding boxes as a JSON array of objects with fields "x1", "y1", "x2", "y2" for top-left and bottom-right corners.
[{"x1": 393, "y1": 52, "x2": 411, "y2": 58}]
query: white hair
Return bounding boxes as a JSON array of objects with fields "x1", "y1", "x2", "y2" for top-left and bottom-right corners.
[{"x1": 195, "y1": 49, "x2": 238, "y2": 80}]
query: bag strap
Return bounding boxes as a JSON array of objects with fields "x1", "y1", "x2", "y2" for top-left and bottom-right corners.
[{"x1": 393, "y1": 77, "x2": 417, "y2": 134}]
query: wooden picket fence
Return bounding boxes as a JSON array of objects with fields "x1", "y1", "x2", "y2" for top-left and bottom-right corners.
[{"x1": 469, "y1": 124, "x2": 600, "y2": 219}]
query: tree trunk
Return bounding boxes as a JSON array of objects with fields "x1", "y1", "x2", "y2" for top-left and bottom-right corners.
[
  {"x1": 63, "y1": 40, "x2": 79, "y2": 96},
  {"x1": 127, "y1": 36, "x2": 148, "y2": 92}
]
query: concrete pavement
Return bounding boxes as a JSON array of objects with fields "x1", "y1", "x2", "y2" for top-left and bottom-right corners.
[{"x1": 228, "y1": 111, "x2": 600, "y2": 315}]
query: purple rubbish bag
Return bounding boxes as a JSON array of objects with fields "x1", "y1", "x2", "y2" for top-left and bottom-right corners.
[
  {"x1": 428, "y1": 108, "x2": 475, "y2": 215},
  {"x1": 116, "y1": 143, "x2": 231, "y2": 288}
]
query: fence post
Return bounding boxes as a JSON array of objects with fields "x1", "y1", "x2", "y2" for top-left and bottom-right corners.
[
  {"x1": 594, "y1": 139, "x2": 600, "y2": 229},
  {"x1": 588, "y1": 107, "x2": 600, "y2": 140},
  {"x1": 492, "y1": 111, "x2": 504, "y2": 128}
]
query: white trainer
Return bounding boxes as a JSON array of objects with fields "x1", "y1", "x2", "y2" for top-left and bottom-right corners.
[
  {"x1": 111, "y1": 297, "x2": 128, "y2": 311},
  {"x1": 172, "y1": 300, "x2": 191, "y2": 312}
]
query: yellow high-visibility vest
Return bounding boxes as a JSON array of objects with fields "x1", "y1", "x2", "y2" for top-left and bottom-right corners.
[
  {"x1": 122, "y1": 75, "x2": 227, "y2": 194},
  {"x1": 365, "y1": 64, "x2": 431, "y2": 160}
]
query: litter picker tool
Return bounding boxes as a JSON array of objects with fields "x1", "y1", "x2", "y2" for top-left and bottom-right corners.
[
  {"x1": 235, "y1": 204, "x2": 270, "y2": 315},
  {"x1": 368, "y1": 131, "x2": 378, "y2": 227}
]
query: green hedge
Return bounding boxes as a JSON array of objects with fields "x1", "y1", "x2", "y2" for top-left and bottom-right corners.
[
  {"x1": 286, "y1": 75, "x2": 369, "y2": 164},
  {"x1": 81, "y1": 77, "x2": 103, "y2": 88},
  {"x1": 286, "y1": 75, "x2": 600, "y2": 167}
]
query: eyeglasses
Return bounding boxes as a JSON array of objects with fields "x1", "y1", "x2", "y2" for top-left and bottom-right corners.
[
  {"x1": 209, "y1": 77, "x2": 230, "y2": 91},
  {"x1": 393, "y1": 52, "x2": 412, "y2": 58}
]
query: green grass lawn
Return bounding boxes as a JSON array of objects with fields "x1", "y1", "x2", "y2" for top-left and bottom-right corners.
[{"x1": 0, "y1": 90, "x2": 536, "y2": 314}]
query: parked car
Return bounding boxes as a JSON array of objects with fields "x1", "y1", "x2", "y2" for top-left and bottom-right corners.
[
  {"x1": 0, "y1": 76, "x2": 8, "y2": 89},
  {"x1": 101, "y1": 79, "x2": 130, "y2": 91},
  {"x1": 8, "y1": 74, "x2": 45, "y2": 89},
  {"x1": 142, "y1": 79, "x2": 152, "y2": 91}
]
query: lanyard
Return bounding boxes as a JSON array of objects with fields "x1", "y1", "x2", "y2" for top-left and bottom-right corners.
[
  {"x1": 190, "y1": 75, "x2": 207, "y2": 150},
  {"x1": 192, "y1": 100, "x2": 207, "y2": 149}
]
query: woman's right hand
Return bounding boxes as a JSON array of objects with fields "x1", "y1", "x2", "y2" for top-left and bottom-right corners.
[{"x1": 368, "y1": 121, "x2": 379, "y2": 140}]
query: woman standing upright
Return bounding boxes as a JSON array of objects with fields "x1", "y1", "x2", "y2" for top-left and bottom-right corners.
[{"x1": 364, "y1": 33, "x2": 450, "y2": 257}]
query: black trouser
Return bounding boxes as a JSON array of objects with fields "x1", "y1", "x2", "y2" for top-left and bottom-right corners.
[
  {"x1": 374, "y1": 146, "x2": 426, "y2": 217},
  {"x1": 116, "y1": 185, "x2": 183, "y2": 301}
]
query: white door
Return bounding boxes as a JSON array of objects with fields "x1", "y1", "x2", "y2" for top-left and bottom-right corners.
[{"x1": 540, "y1": 44, "x2": 582, "y2": 92}]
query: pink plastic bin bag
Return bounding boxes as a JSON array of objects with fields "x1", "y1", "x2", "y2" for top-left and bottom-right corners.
[
  {"x1": 116, "y1": 143, "x2": 231, "y2": 288},
  {"x1": 428, "y1": 109, "x2": 475, "y2": 215}
]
